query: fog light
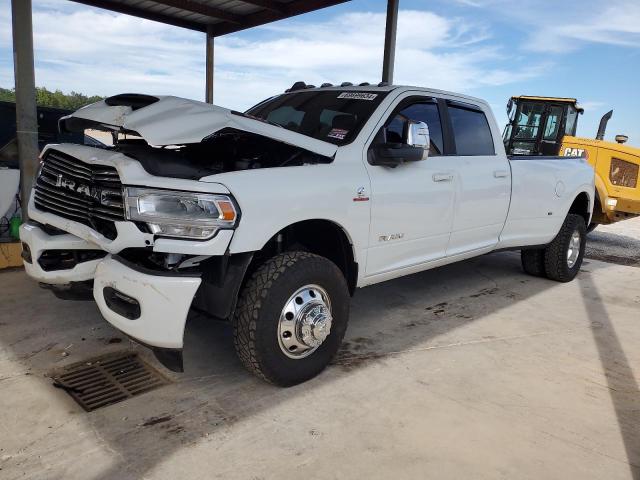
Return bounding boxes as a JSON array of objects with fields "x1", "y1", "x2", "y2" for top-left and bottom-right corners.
[
  {"x1": 606, "y1": 198, "x2": 618, "y2": 209},
  {"x1": 103, "y1": 287, "x2": 141, "y2": 320}
]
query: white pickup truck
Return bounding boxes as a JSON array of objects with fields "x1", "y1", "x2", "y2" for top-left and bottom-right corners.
[{"x1": 20, "y1": 84, "x2": 594, "y2": 386}]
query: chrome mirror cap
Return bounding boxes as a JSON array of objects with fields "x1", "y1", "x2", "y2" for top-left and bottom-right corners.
[{"x1": 407, "y1": 121, "x2": 430, "y2": 159}]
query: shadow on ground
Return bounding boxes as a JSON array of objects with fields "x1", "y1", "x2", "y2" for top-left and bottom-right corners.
[{"x1": 578, "y1": 273, "x2": 640, "y2": 478}]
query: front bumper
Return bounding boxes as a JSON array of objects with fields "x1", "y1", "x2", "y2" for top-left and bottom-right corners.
[
  {"x1": 613, "y1": 197, "x2": 640, "y2": 216},
  {"x1": 21, "y1": 221, "x2": 229, "y2": 353},
  {"x1": 20, "y1": 222, "x2": 104, "y2": 284},
  {"x1": 93, "y1": 256, "x2": 201, "y2": 350}
]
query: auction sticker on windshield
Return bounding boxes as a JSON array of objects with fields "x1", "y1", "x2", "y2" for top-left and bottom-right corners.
[
  {"x1": 337, "y1": 92, "x2": 378, "y2": 100},
  {"x1": 328, "y1": 128, "x2": 349, "y2": 140}
]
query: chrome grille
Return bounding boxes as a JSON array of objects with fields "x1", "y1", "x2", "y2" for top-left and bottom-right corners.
[{"x1": 34, "y1": 150, "x2": 124, "y2": 239}]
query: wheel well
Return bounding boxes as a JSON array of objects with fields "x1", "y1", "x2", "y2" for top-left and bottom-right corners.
[
  {"x1": 568, "y1": 192, "x2": 590, "y2": 225},
  {"x1": 250, "y1": 220, "x2": 358, "y2": 295}
]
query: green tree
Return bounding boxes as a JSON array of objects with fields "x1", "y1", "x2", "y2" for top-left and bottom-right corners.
[{"x1": 0, "y1": 86, "x2": 103, "y2": 110}]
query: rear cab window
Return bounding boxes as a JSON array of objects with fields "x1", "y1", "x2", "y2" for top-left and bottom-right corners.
[{"x1": 447, "y1": 101, "x2": 495, "y2": 156}]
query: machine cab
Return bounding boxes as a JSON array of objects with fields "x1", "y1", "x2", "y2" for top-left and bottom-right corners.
[{"x1": 503, "y1": 96, "x2": 583, "y2": 156}]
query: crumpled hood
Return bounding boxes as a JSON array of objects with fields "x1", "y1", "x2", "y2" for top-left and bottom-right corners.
[{"x1": 60, "y1": 95, "x2": 338, "y2": 158}]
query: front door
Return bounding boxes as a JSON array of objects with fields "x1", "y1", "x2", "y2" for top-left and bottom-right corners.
[{"x1": 364, "y1": 95, "x2": 456, "y2": 277}]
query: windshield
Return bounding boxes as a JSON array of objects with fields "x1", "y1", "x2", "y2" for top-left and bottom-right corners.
[{"x1": 246, "y1": 90, "x2": 388, "y2": 145}]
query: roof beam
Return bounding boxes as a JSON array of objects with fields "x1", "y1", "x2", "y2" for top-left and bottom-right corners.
[
  {"x1": 69, "y1": 0, "x2": 205, "y2": 31},
  {"x1": 70, "y1": 0, "x2": 350, "y2": 35},
  {"x1": 239, "y1": 0, "x2": 288, "y2": 14},
  {"x1": 210, "y1": 0, "x2": 349, "y2": 36},
  {"x1": 153, "y1": 0, "x2": 244, "y2": 24}
]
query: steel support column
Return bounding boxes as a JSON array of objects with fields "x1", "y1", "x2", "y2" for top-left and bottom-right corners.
[
  {"x1": 205, "y1": 25, "x2": 214, "y2": 103},
  {"x1": 382, "y1": 0, "x2": 399, "y2": 84},
  {"x1": 11, "y1": 0, "x2": 39, "y2": 220}
]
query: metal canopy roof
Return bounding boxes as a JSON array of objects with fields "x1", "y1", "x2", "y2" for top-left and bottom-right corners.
[{"x1": 69, "y1": 0, "x2": 350, "y2": 35}]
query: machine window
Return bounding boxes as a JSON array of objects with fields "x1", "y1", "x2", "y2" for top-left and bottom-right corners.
[
  {"x1": 565, "y1": 108, "x2": 579, "y2": 136},
  {"x1": 448, "y1": 105, "x2": 495, "y2": 155},
  {"x1": 514, "y1": 102, "x2": 545, "y2": 140},
  {"x1": 377, "y1": 101, "x2": 444, "y2": 156},
  {"x1": 610, "y1": 157, "x2": 639, "y2": 188},
  {"x1": 543, "y1": 106, "x2": 564, "y2": 140}
]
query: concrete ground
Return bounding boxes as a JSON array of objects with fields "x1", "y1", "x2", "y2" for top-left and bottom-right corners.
[{"x1": 1, "y1": 219, "x2": 639, "y2": 480}]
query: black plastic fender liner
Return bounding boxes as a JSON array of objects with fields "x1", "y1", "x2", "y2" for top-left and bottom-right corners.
[
  {"x1": 192, "y1": 252, "x2": 254, "y2": 321},
  {"x1": 152, "y1": 346, "x2": 184, "y2": 373},
  {"x1": 39, "y1": 280, "x2": 95, "y2": 301},
  {"x1": 119, "y1": 332, "x2": 184, "y2": 372},
  {"x1": 129, "y1": 338, "x2": 184, "y2": 373}
]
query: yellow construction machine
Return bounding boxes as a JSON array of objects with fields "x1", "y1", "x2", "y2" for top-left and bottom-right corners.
[{"x1": 503, "y1": 95, "x2": 640, "y2": 231}]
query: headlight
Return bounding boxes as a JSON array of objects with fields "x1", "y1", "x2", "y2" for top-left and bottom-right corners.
[{"x1": 125, "y1": 187, "x2": 238, "y2": 240}]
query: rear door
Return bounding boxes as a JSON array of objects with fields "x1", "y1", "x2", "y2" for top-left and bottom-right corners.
[{"x1": 444, "y1": 100, "x2": 511, "y2": 256}]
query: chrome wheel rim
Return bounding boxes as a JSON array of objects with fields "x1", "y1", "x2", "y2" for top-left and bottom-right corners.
[
  {"x1": 567, "y1": 229, "x2": 581, "y2": 268},
  {"x1": 278, "y1": 284, "x2": 332, "y2": 359}
]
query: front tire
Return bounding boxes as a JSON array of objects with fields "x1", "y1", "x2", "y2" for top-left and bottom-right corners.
[
  {"x1": 232, "y1": 251, "x2": 350, "y2": 386},
  {"x1": 544, "y1": 214, "x2": 586, "y2": 282}
]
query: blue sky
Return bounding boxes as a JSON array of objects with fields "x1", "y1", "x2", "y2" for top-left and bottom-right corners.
[{"x1": 1, "y1": 0, "x2": 639, "y2": 142}]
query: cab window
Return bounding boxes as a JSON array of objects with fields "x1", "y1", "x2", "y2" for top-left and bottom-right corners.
[
  {"x1": 375, "y1": 100, "x2": 444, "y2": 156},
  {"x1": 448, "y1": 104, "x2": 495, "y2": 156}
]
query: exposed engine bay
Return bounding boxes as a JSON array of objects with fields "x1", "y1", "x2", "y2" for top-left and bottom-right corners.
[{"x1": 113, "y1": 127, "x2": 332, "y2": 180}]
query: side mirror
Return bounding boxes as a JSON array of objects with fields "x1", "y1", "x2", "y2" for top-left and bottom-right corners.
[
  {"x1": 369, "y1": 121, "x2": 430, "y2": 168},
  {"x1": 406, "y1": 121, "x2": 430, "y2": 154}
]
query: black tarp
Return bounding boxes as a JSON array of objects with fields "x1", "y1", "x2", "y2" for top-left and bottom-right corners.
[{"x1": 0, "y1": 101, "x2": 85, "y2": 168}]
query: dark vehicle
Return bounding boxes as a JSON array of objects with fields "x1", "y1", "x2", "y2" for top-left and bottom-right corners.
[{"x1": 0, "y1": 101, "x2": 102, "y2": 168}]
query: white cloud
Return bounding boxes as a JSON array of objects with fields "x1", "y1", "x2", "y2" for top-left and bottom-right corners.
[
  {"x1": 457, "y1": 0, "x2": 640, "y2": 53},
  {"x1": 527, "y1": 1, "x2": 640, "y2": 53},
  {"x1": 1, "y1": 3, "x2": 546, "y2": 110},
  {"x1": 578, "y1": 101, "x2": 606, "y2": 112}
]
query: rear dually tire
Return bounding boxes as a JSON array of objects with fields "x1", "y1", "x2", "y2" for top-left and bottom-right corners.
[
  {"x1": 521, "y1": 248, "x2": 546, "y2": 277},
  {"x1": 543, "y1": 214, "x2": 587, "y2": 282}
]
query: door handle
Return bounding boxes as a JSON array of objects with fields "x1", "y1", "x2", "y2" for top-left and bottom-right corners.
[
  {"x1": 493, "y1": 170, "x2": 509, "y2": 178},
  {"x1": 432, "y1": 173, "x2": 454, "y2": 182}
]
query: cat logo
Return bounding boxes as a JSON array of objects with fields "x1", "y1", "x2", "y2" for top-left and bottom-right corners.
[{"x1": 563, "y1": 147, "x2": 589, "y2": 160}]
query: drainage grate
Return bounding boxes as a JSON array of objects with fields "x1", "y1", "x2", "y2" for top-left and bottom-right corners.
[{"x1": 51, "y1": 353, "x2": 169, "y2": 411}]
